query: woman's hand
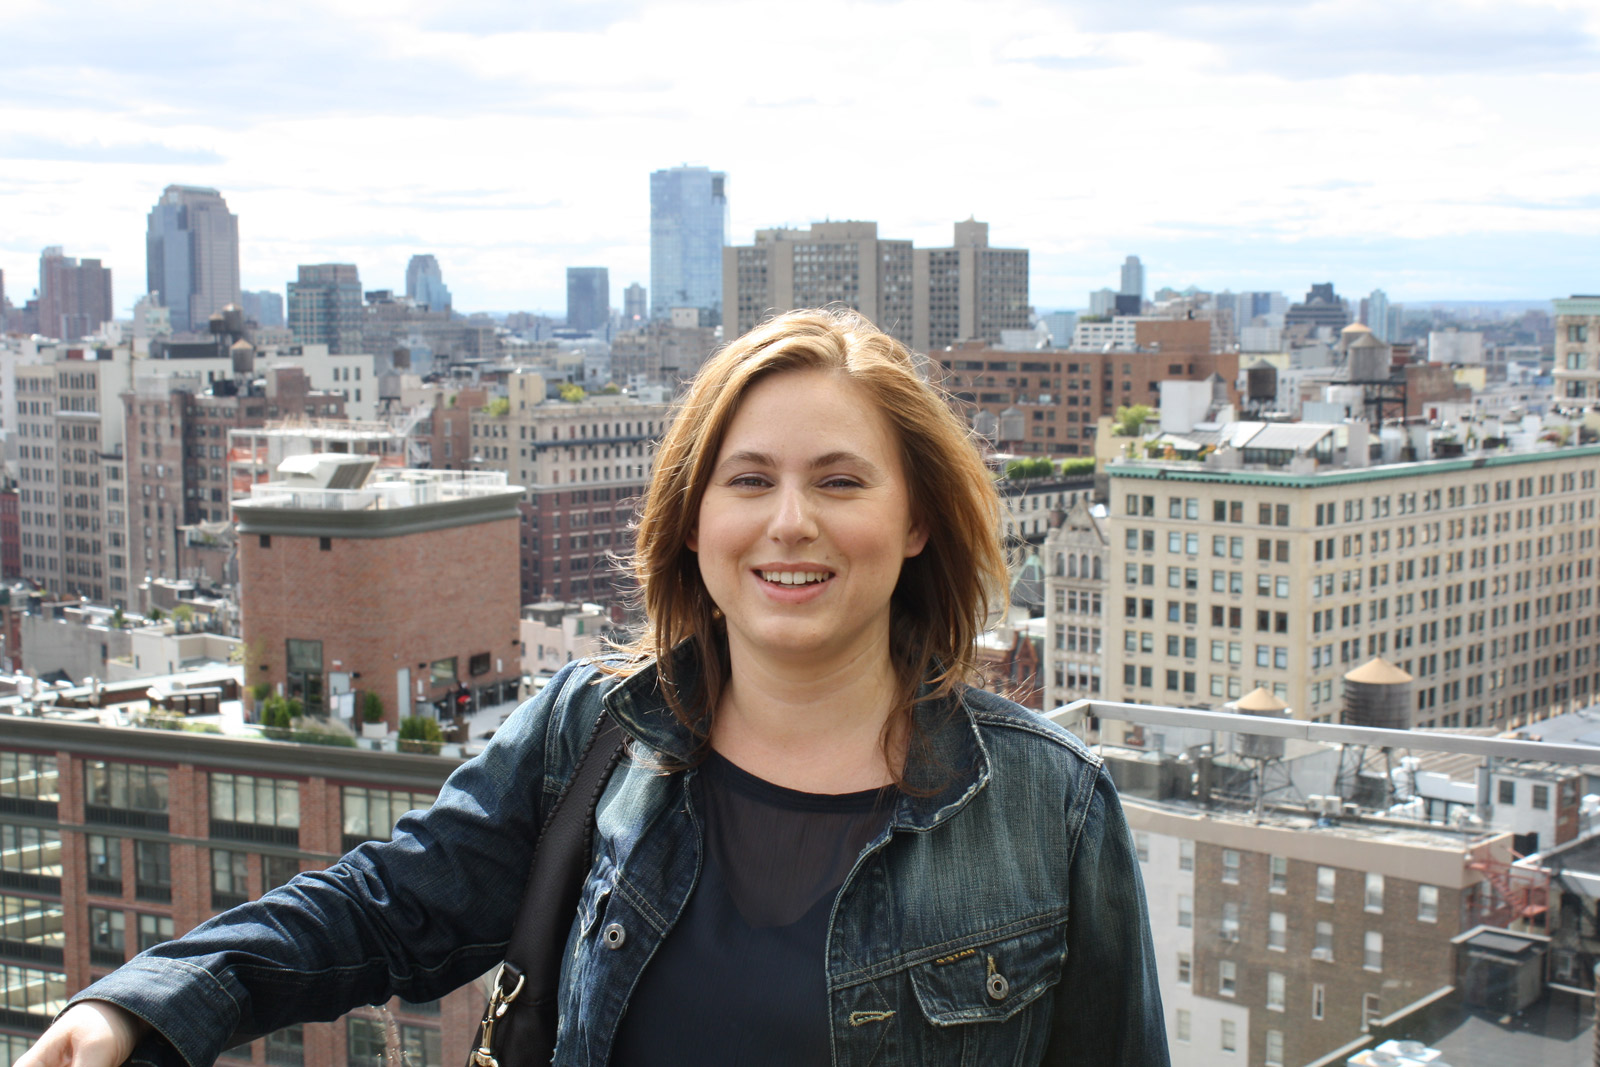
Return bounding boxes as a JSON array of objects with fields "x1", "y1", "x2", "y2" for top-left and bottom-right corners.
[{"x1": 16, "y1": 1002, "x2": 151, "y2": 1067}]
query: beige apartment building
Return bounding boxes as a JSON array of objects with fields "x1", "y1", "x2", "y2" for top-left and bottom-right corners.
[
  {"x1": 723, "y1": 219, "x2": 1028, "y2": 351},
  {"x1": 1553, "y1": 294, "x2": 1600, "y2": 402},
  {"x1": 470, "y1": 375, "x2": 670, "y2": 605},
  {"x1": 1106, "y1": 443, "x2": 1600, "y2": 731}
]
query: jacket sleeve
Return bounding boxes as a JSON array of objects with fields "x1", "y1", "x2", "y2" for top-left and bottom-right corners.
[
  {"x1": 1042, "y1": 764, "x2": 1170, "y2": 1066},
  {"x1": 68, "y1": 660, "x2": 607, "y2": 1067}
]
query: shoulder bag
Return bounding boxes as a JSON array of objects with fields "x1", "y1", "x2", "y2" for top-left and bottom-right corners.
[{"x1": 466, "y1": 706, "x2": 626, "y2": 1067}]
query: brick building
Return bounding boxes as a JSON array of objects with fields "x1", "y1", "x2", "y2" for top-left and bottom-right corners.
[
  {"x1": 936, "y1": 330, "x2": 1238, "y2": 456},
  {"x1": 0, "y1": 713, "x2": 480, "y2": 1067},
  {"x1": 233, "y1": 460, "x2": 522, "y2": 727}
]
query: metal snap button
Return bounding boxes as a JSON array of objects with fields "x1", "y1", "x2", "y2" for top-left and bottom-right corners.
[
  {"x1": 602, "y1": 922, "x2": 626, "y2": 949},
  {"x1": 987, "y1": 972, "x2": 1009, "y2": 1002}
]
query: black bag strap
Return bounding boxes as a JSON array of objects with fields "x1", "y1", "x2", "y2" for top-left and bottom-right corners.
[{"x1": 469, "y1": 704, "x2": 626, "y2": 1067}]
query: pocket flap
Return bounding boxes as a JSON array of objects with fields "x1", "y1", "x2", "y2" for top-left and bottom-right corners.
[{"x1": 909, "y1": 922, "x2": 1066, "y2": 1026}]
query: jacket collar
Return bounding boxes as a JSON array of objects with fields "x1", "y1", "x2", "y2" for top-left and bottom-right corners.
[{"x1": 601, "y1": 652, "x2": 991, "y2": 833}]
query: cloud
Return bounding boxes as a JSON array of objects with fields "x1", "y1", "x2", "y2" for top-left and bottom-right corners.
[
  {"x1": 1059, "y1": 0, "x2": 1599, "y2": 77},
  {"x1": 1016, "y1": 54, "x2": 1126, "y2": 73},
  {"x1": 0, "y1": 135, "x2": 223, "y2": 165}
]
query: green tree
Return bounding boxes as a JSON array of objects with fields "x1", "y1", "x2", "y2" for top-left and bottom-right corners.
[
  {"x1": 559, "y1": 382, "x2": 587, "y2": 403},
  {"x1": 482, "y1": 397, "x2": 510, "y2": 417},
  {"x1": 1113, "y1": 404, "x2": 1154, "y2": 437},
  {"x1": 361, "y1": 691, "x2": 385, "y2": 724}
]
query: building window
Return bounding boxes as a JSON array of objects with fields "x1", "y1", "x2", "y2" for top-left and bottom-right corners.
[
  {"x1": 86, "y1": 834, "x2": 122, "y2": 895},
  {"x1": 341, "y1": 787, "x2": 438, "y2": 852},
  {"x1": 212, "y1": 849, "x2": 250, "y2": 911},
  {"x1": 259, "y1": 534, "x2": 271, "y2": 548},
  {"x1": 430, "y1": 657, "x2": 457, "y2": 686},
  {"x1": 1312, "y1": 982, "x2": 1326, "y2": 1020},
  {"x1": 1270, "y1": 855, "x2": 1287, "y2": 893},
  {"x1": 1219, "y1": 960, "x2": 1237, "y2": 997},
  {"x1": 1267, "y1": 970, "x2": 1286, "y2": 1011},
  {"x1": 0, "y1": 893, "x2": 64, "y2": 963},
  {"x1": 1269, "y1": 911, "x2": 1286, "y2": 951},
  {"x1": 0, "y1": 752, "x2": 59, "y2": 809},
  {"x1": 1314, "y1": 920, "x2": 1334, "y2": 961},
  {"x1": 210, "y1": 773, "x2": 300, "y2": 845},
  {"x1": 1316, "y1": 865, "x2": 1336, "y2": 902},
  {"x1": 1222, "y1": 849, "x2": 1240, "y2": 884},
  {"x1": 134, "y1": 841, "x2": 171, "y2": 903},
  {"x1": 1222, "y1": 901, "x2": 1240, "y2": 940},
  {"x1": 1134, "y1": 832, "x2": 1150, "y2": 863},
  {"x1": 1176, "y1": 1008, "x2": 1191, "y2": 1043},
  {"x1": 400, "y1": 1025, "x2": 441, "y2": 1067},
  {"x1": 347, "y1": 1017, "x2": 385, "y2": 1067},
  {"x1": 127, "y1": 914, "x2": 171, "y2": 956},
  {"x1": 1265, "y1": 1029, "x2": 1284, "y2": 1066},
  {"x1": 1418, "y1": 884, "x2": 1439, "y2": 923},
  {"x1": 1179, "y1": 838, "x2": 1194, "y2": 872},
  {"x1": 263, "y1": 854, "x2": 302, "y2": 892},
  {"x1": 84, "y1": 762, "x2": 169, "y2": 828},
  {"x1": 1498, "y1": 779, "x2": 1515, "y2": 805},
  {"x1": 319, "y1": 537, "x2": 332, "y2": 551},
  {"x1": 265, "y1": 1024, "x2": 304, "y2": 1067},
  {"x1": 1532, "y1": 784, "x2": 1550, "y2": 810},
  {"x1": 1365, "y1": 931, "x2": 1383, "y2": 971},
  {"x1": 1365, "y1": 872, "x2": 1384, "y2": 913},
  {"x1": 87, "y1": 904, "x2": 126, "y2": 967},
  {"x1": 1220, "y1": 1018, "x2": 1237, "y2": 1051},
  {"x1": 1177, "y1": 952, "x2": 1192, "y2": 984},
  {"x1": 1178, "y1": 894, "x2": 1193, "y2": 928}
]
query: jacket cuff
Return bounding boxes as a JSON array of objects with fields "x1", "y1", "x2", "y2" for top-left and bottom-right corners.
[{"x1": 70, "y1": 956, "x2": 244, "y2": 1067}]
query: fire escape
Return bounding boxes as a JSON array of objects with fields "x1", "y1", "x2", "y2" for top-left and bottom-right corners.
[{"x1": 1467, "y1": 852, "x2": 1551, "y2": 929}]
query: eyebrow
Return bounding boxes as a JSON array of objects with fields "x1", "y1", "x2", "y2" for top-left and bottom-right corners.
[{"x1": 715, "y1": 450, "x2": 885, "y2": 478}]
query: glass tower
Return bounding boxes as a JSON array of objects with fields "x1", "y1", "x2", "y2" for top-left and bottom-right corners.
[{"x1": 650, "y1": 166, "x2": 727, "y2": 326}]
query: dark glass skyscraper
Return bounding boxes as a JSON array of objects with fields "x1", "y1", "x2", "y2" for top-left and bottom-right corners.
[
  {"x1": 650, "y1": 166, "x2": 727, "y2": 325},
  {"x1": 566, "y1": 267, "x2": 610, "y2": 334},
  {"x1": 145, "y1": 185, "x2": 240, "y2": 334}
]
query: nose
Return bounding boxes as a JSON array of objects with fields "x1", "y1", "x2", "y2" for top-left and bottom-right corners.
[{"x1": 768, "y1": 484, "x2": 818, "y2": 544}]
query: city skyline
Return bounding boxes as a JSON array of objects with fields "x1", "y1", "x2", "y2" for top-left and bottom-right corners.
[{"x1": 2, "y1": 1, "x2": 1598, "y2": 317}]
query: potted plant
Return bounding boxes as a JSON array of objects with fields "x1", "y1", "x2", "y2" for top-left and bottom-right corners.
[
  {"x1": 398, "y1": 715, "x2": 444, "y2": 756},
  {"x1": 360, "y1": 692, "x2": 387, "y2": 739}
]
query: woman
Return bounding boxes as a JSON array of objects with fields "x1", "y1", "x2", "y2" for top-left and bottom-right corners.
[{"x1": 23, "y1": 309, "x2": 1167, "y2": 1066}]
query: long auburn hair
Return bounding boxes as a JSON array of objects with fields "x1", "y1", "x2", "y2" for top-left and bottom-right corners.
[{"x1": 617, "y1": 307, "x2": 1006, "y2": 787}]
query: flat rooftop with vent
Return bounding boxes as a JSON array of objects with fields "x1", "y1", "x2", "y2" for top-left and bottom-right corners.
[{"x1": 233, "y1": 453, "x2": 524, "y2": 735}]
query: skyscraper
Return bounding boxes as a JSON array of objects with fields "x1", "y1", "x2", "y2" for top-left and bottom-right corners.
[
  {"x1": 623, "y1": 283, "x2": 647, "y2": 325},
  {"x1": 566, "y1": 267, "x2": 610, "y2": 334},
  {"x1": 37, "y1": 247, "x2": 113, "y2": 340},
  {"x1": 145, "y1": 185, "x2": 240, "y2": 334},
  {"x1": 1365, "y1": 288, "x2": 1393, "y2": 342},
  {"x1": 287, "y1": 264, "x2": 364, "y2": 353},
  {"x1": 1119, "y1": 255, "x2": 1144, "y2": 301},
  {"x1": 405, "y1": 254, "x2": 452, "y2": 313},
  {"x1": 650, "y1": 165, "x2": 727, "y2": 325}
]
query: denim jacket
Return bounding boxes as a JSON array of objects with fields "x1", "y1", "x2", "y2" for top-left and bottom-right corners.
[{"x1": 76, "y1": 657, "x2": 1168, "y2": 1067}]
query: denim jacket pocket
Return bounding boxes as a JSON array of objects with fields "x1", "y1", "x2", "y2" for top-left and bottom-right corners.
[{"x1": 908, "y1": 920, "x2": 1067, "y2": 1026}]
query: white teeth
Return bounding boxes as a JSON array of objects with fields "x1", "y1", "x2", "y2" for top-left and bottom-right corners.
[{"x1": 762, "y1": 570, "x2": 828, "y2": 585}]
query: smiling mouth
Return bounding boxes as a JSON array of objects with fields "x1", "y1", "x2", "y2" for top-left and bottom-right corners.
[{"x1": 758, "y1": 570, "x2": 832, "y2": 586}]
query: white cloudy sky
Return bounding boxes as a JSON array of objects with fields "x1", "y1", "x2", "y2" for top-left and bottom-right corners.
[{"x1": 3, "y1": 0, "x2": 1598, "y2": 317}]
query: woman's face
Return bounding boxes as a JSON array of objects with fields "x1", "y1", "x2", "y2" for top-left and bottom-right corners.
[{"x1": 688, "y1": 368, "x2": 927, "y2": 672}]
